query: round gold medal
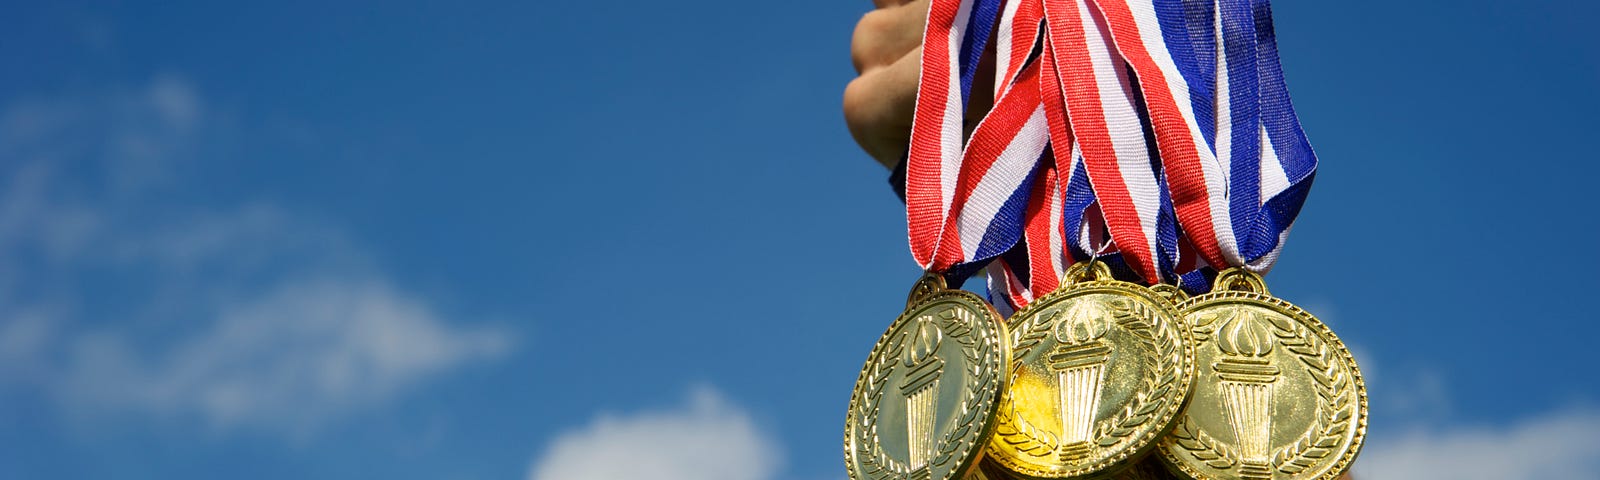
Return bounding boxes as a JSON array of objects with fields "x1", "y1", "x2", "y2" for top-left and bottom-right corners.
[
  {"x1": 1157, "y1": 268, "x2": 1367, "y2": 480},
  {"x1": 845, "y1": 274, "x2": 1009, "y2": 480},
  {"x1": 985, "y1": 262, "x2": 1196, "y2": 478}
]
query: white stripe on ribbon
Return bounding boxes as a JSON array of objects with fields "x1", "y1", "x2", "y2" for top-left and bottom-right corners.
[
  {"x1": 1214, "y1": 9, "x2": 1235, "y2": 182},
  {"x1": 1259, "y1": 123, "x2": 1291, "y2": 206},
  {"x1": 958, "y1": 105, "x2": 1050, "y2": 260},
  {"x1": 995, "y1": 0, "x2": 1025, "y2": 99},
  {"x1": 937, "y1": 0, "x2": 977, "y2": 238},
  {"x1": 1249, "y1": 123, "x2": 1292, "y2": 272}
]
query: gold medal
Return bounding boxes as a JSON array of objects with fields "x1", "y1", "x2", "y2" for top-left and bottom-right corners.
[
  {"x1": 985, "y1": 262, "x2": 1196, "y2": 478},
  {"x1": 1156, "y1": 268, "x2": 1367, "y2": 480},
  {"x1": 846, "y1": 273, "x2": 1009, "y2": 480}
]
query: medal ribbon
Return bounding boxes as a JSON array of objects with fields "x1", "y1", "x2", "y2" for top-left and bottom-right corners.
[
  {"x1": 904, "y1": 0, "x2": 1313, "y2": 305},
  {"x1": 907, "y1": 0, "x2": 1054, "y2": 279},
  {"x1": 1089, "y1": 0, "x2": 1316, "y2": 273},
  {"x1": 1040, "y1": 0, "x2": 1172, "y2": 283},
  {"x1": 972, "y1": 0, "x2": 1313, "y2": 310},
  {"x1": 1236, "y1": 0, "x2": 1316, "y2": 271}
]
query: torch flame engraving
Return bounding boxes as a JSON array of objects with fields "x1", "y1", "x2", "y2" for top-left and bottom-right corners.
[
  {"x1": 1213, "y1": 309, "x2": 1280, "y2": 480},
  {"x1": 1047, "y1": 303, "x2": 1112, "y2": 462},
  {"x1": 901, "y1": 316, "x2": 944, "y2": 478}
]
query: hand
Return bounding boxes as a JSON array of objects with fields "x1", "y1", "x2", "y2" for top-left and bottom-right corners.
[
  {"x1": 844, "y1": 0, "x2": 930, "y2": 169},
  {"x1": 845, "y1": 0, "x2": 998, "y2": 169}
]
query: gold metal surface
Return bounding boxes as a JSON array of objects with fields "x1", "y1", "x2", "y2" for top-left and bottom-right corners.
[
  {"x1": 846, "y1": 273, "x2": 1010, "y2": 480},
  {"x1": 985, "y1": 262, "x2": 1196, "y2": 478},
  {"x1": 968, "y1": 456, "x2": 1180, "y2": 480},
  {"x1": 1157, "y1": 268, "x2": 1367, "y2": 480},
  {"x1": 1149, "y1": 284, "x2": 1189, "y2": 306},
  {"x1": 966, "y1": 458, "x2": 1026, "y2": 480}
]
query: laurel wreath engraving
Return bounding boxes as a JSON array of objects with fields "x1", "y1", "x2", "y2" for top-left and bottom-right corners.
[
  {"x1": 1169, "y1": 415, "x2": 1237, "y2": 468},
  {"x1": 1164, "y1": 310, "x2": 1236, "y2": 468},
  {"x1": 1093, "y1": 299, "x2": 1177, "y2": 446},
  {"x1": 1191, "y1": 311, "x2": 1222, "y2": 341},
  {"x1": 854, "y1": 331, "x2": 906, "y2": 477},
  {"x1": 1266, "y1": 314, "x2": 1353, "y2": 475},
  {"x1": 852, "y1": 303, "x2": 997, "y2": 479},
  {"x1": 931, "y1": 307, "x2": 994, "y2": 468},
  {"x1": 992, "y1": 390, "x2": 1060, "y2": 455}
]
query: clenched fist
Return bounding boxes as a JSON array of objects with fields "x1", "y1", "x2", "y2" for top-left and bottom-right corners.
[{"x1": 844, "y1": 0, "x2": 994, "y2": 169}]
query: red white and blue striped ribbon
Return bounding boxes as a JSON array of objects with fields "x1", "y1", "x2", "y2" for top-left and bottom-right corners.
[
  {"x1": 904, "y1": 0, "x2": 1315, "y2": 306},
  {"x1": 994, "y1": 0, "x2": 1044, "y2": 100},
  {"x1": 907, "y1": 0, "x2": 1049, "y2": 279},
  {"x1": 975, "y1": 0, "x2": 1315, "y2": 309},
  {"x1": 1087, "y1": 0, "x2": 1315, "y2": 273},
  {"x1": 1041, "y1": 0, "x2": 1172, "y2": 283},
  {"x1": 1082, "y1": 0, "x2": 1238, "y2": 272},
  {"x1": 1232, "y1": 0, "x2": 1316, "y2": 272}
]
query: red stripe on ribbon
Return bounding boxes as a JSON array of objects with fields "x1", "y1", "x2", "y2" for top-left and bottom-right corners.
[
  {"x1": 1023, "y1": 165, "x2": 1063, "y2": 294},
  {"x1": 998, "y1": 0, "x2": 1044, "y2": 101},
  {"x1": 906, "y1": 0, "x2": 966, "y2": 269}
]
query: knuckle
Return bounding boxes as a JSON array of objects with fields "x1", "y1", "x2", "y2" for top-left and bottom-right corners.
[
  {"x1": 843, "y1": 77, "x2": 868, "y2": 116},
  {"x1": 856, "y1": 9, "x2": 891, "y2": 36},
  {"x1": 851, "y1": 11, "x2": 892, "y2": 72},
  {"x1": 842, "y1": 76, "x2": 878, "y2": 128},
  {"x1": 850, "y1": 44, "x2": 870, "y2": 74}
]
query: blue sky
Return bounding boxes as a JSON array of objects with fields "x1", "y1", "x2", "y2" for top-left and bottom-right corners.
[{"x1": 0, "y1": 1, "x2": 1597, "y2": 479}]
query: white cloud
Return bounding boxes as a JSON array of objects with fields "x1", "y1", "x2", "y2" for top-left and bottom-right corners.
[
  {"x1": 0, "y1": 75, "x2": 202, "y2": 194},
  {"x1": 144, "y1": 75, "x2": 200, "y2": 132},
  {"x1": 57, "y1": 276, "x2": 510, "y2": 434},
  {"x1": 527, "y1": 386, "x2": 783, "y2": 480},
  {"x1": 1356, "y1": 408, "x2": 1600, "y2": 480},
  {"x1": 1349, "y1": 349, "x2": 1600, "y2": 479},
  {"x1": 0, "y1": 76, "x2": 515, "y2": 437}
]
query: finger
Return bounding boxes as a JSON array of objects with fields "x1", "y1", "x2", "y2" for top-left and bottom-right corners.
[
  {"x1": 844, "y1": 46, "x2": 923, "y2": 168},
  {"x1": 851, "y1": 0, "x2": 930, "y2": 74}
]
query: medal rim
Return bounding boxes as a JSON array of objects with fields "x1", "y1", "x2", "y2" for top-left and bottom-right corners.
[
  {"x1": 845, "y1": 286, "x2": 1010, "y2": 480},
  {"x1": 1156, "y1": 289, "x2": 1369, "y2": 480},
  {"x1": 984, "y1": 278, "x2": 1197, "y2": 479}
]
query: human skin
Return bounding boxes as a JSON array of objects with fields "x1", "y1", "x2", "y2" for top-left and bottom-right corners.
[
  {"x1": 843, "y1": 2, "x2": 1358, "y2": 479},
  {"x1": 845, "y1": 0, "x2": 998, "y2": 169}
]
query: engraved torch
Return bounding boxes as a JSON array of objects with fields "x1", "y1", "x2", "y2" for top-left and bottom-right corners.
[
  {"x1": 1048, "y1": 304, "x2": 1111, "y2": 462},
  {"x1": 901, "y1": 318, "x2": 944, "y2": 480},
  {"x1": 1214, "y1": 311, "x2": 1281, "y2": 480}
]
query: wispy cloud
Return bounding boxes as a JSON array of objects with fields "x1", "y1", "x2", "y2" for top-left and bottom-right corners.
[
  {"x1": 0, "y1": 76, "x2": 513, "y2": 437},
  {"x1": 1353, "y1": 350, "x2": 1600, "y2": 479},
  {"x1": 526, "y1": 386, "x2": 783, "y2": 480},
  {"x1": 57, "y1": 276, "x2": 510, "y2": 434},
  {"x1": 1356, "y1": 408, "x2": 1600, "y2": 479}
]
